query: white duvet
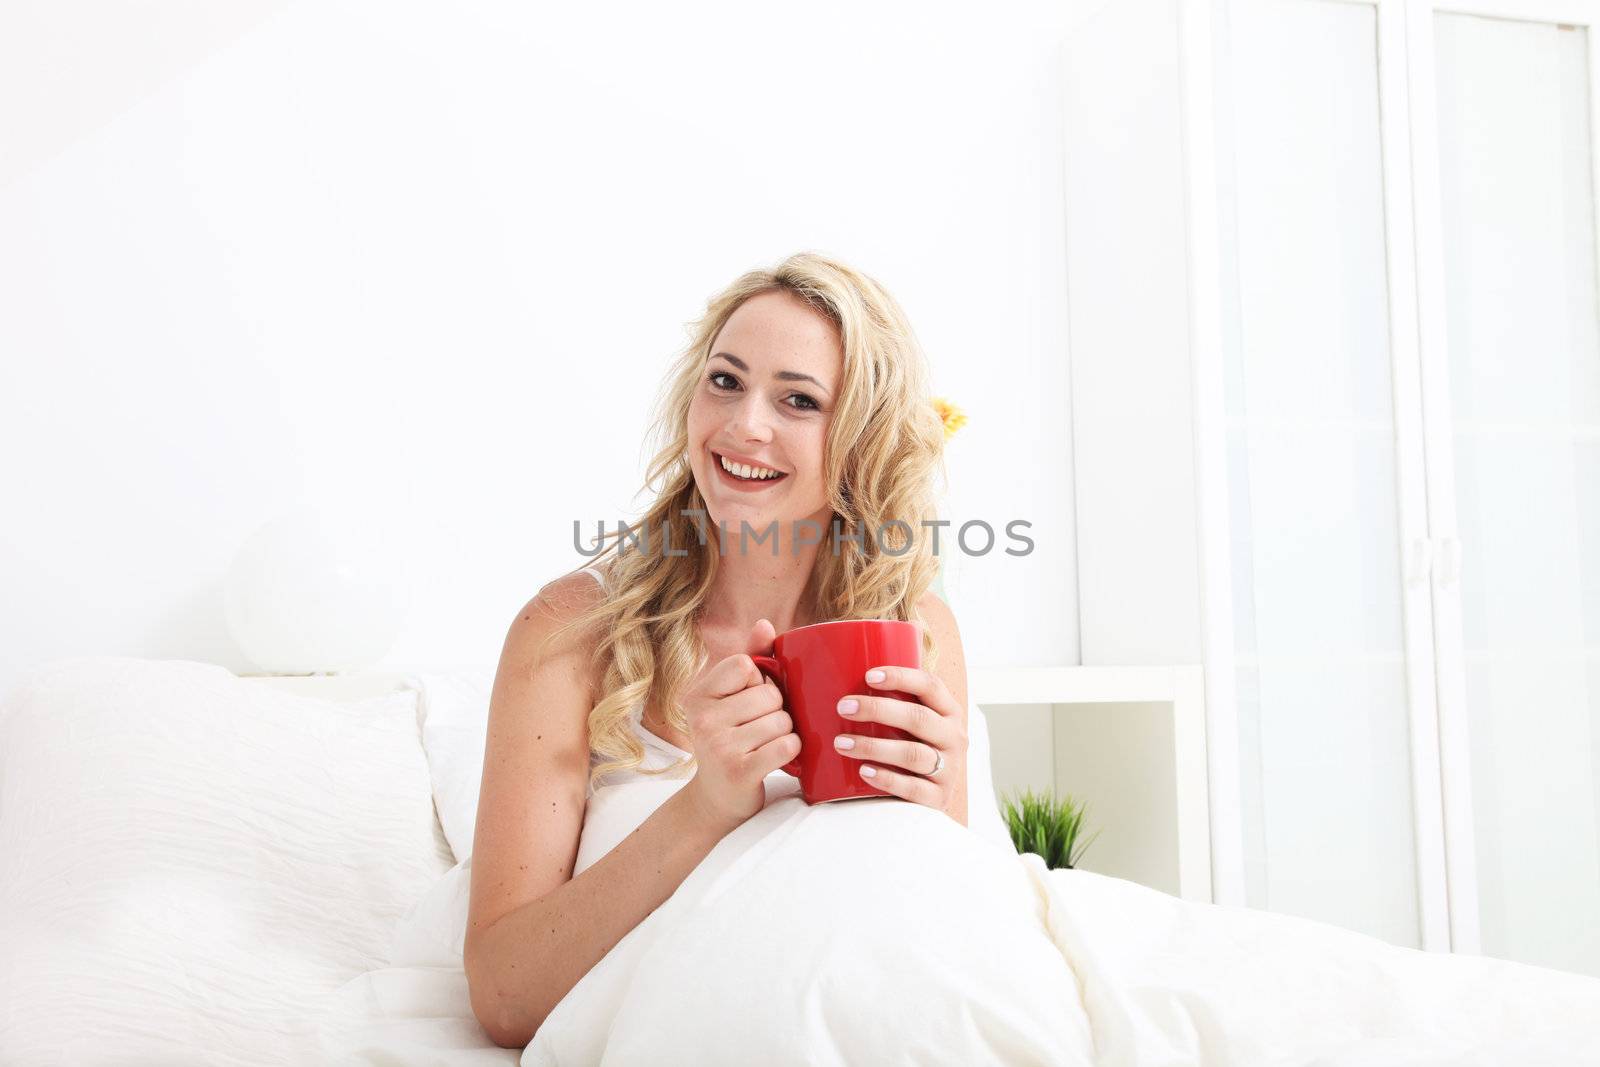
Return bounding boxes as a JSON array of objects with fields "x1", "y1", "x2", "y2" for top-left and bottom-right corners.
[
  {"x1": 14, "y1": 659, "x2": 1592, "y2": 1064},
  {"x1": 318, "y1": 791, "x2": 1600, "y2": 1066}
]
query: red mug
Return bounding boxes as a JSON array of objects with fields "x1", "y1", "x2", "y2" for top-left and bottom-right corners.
[{"x1": 753, "y1": 618, "x2": 922, "y2": 804}]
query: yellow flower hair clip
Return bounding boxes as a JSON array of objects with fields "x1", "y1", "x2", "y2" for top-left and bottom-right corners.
[{"x1": 932, "y1": 397, "x2": 968, "y2": 441}]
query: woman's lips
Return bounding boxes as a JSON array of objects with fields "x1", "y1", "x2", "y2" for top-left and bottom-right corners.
[{"x1": 711, "y1": 451, "x2": 788, "y2": 490}]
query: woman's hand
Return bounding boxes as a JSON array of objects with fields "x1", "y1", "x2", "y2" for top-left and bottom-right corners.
[
  {"x1": 833, "y1": 665, "x2": 968, "y2": 826},
  {"x1": 678, "y1": 619, "x2": 803, "y2": 834}
]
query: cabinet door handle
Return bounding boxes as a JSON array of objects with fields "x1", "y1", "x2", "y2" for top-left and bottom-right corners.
[{"x1": 1405, "y1": 536, "x2": 1434, "y2": 588}]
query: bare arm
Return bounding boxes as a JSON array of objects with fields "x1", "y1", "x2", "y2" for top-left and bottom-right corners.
[
  {"x1": 463, "y1": 575, "x2": 739, "y2": 1049},
  {"x1": 469, "y1": 785, "x2": 737, "y2": 1047}
]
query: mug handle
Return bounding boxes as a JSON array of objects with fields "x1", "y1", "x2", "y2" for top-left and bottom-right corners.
[{"x1": 750, "y1": 654, "x2": 803, "y2": 778}]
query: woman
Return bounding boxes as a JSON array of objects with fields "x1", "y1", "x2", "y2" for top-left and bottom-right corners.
[{"x1": 463, "y1": 252, "x2": 970, "y2": 1049}]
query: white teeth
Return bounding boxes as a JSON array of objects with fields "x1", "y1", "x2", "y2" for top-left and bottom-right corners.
[{"x1": 720, "y1": 454, "x2": 781, "y2": 480}]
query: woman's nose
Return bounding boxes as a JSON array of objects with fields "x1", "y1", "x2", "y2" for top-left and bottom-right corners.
[{"x1": 729, "y1": 395, "x2": 774, "y2": 442}]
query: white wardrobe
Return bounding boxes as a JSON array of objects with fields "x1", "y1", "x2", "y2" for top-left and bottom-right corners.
[{"x1": 1063, "y1": 0, "x2": 1600, "y2": 978}]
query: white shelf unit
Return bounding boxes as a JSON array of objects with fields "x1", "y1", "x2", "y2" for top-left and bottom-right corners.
[{"x1": 971, "y1": 664, "x2": 1214, "y2": 903}]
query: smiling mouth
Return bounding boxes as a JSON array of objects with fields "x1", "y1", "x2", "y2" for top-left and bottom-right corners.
[{"x1": 712, "y1": 452, "x2": 789, "y2": 484}]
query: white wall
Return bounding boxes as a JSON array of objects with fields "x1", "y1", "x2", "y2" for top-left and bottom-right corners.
[
  {"x1": 0, "y1": 0, "x2": 1098, "y2": 696},
  {"x1": 1061, "y1": 0, "x2": 1204, "y2": 667}
]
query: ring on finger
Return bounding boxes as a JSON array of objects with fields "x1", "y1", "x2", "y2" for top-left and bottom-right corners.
[{"x1": 926, "y1": 745, "x2": 945, "y2": 778}]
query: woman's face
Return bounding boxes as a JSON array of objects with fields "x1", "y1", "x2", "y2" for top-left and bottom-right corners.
[{"x1": 687, "y1": 289, "x2": 844, "y2": 542}]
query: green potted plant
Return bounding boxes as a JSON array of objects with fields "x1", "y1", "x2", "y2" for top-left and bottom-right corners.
[{"x1": 1000, "y1": 788, "x2": 1100, "y2": 871}]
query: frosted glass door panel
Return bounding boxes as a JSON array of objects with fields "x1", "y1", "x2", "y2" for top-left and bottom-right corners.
[
  {"x1": 1222, "y1": 0, "x2": 1420, "y2": 947},
  {"x1": 1433, "y1": 13, "x2": 1600, "y2": 978}
]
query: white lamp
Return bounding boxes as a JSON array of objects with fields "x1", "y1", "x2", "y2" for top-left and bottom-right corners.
[{"x1": 224, "y1": 504, "x2": 409, "y2": 675}]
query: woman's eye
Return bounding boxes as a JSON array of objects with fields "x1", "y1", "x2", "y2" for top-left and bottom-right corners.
[{"x1": 707, "y1": 371, "x2": 819, "y2": 413}]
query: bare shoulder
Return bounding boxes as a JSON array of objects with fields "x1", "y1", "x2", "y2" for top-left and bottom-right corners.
[
  {"x1": 916, "y1": 589, "x2": 968, "y2": 710},
  {"x1": 505, "y1": 569, "x2": 609, "y2": 668}
]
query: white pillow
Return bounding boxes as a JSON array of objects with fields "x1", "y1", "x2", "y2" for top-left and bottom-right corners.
[
  {"x1": 0, "y1": 657, "x2": 453, "y2": 1063},
  {"x1": 407, "y1": 668, "x2": 496, "y2": 864},
  {"x1": 411, "y1": 667, "x2": 1015, "y2": 863}
]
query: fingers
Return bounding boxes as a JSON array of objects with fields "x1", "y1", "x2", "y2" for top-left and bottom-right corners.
[
  {"x1": 836, "y1": 692, "x2": 964, "y2": 750},
  {"x1": 733, "y1": 706, "x2": 794, "y2": 754},
  {"x1": 852, "y1": 760, "x2": 945, "y2": 807},
  {"x1": 696, "y1": 620, "x2": 777, "y2": 699},
  {"x1": 701, "y1": 651, "x2": 770, "y2": 698},
  {"x1": 721, "y1": 674, "x2": 785, "y2": 728},
  {"x1": 832, "y1": 730, "x2": 942, "y2": 776},
  {"x1": 754, "y1": 728, "x2": 802, "y2": 772},
  {"x1": 861, "y1": 665, "x2": 957, "y2": 717},
  {"x1": 686, "y1": 655, "x2": 780, "y2": 749},
  {"x1": 744, "y1": 617, "x2": 777, "y2": 656},
  {"x1": 832, "y1": 682, "x2": 965, "y2": 812}
]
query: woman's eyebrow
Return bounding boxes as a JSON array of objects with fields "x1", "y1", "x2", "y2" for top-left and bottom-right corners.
[{"x1": 710, "y1": 352, "x2": 831, "y2": 397}]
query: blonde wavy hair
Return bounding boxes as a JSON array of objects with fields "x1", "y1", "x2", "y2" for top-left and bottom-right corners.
[{"x1": 544, "y1": 251, "x2": 948, "y2": 793}]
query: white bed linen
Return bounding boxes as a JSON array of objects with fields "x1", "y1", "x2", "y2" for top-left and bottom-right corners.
[
  {"x1": 0, "y1": 657, "x2": 453, "y2": 1065},
  {"x1": 317, "y1": 782, "x2": 1600, "y2": 1066},
  {"x1": 1041, "y1": 865, "x2": 1600, "y2": 1066},
  {"x1": 522, "y1": 797, "x2": 1600, "y2": 1065},
  {"x1": 15, "y1": 659, "x2": 1585, "y2": 1064}
]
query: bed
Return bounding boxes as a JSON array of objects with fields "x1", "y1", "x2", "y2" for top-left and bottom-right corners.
[{"x1": 2, "y1": 656, "x2": 1597, "y2": 1065}]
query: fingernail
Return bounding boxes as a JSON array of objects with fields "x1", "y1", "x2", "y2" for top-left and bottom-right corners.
[
  {"x1": 861, "y1": 765, "x2": 877, "y2": 778},
  {"x1": 834, "y1": 735, "x2": 855, "y2": 750},
  {"x1": 865, "y1": 669, "x2": 885, "y2": 683},
  {"x1": 837, "y1": 698, "x2": 858, "y2": 715}
]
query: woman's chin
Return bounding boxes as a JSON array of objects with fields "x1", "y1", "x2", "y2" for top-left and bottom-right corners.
[
  {"x1": 700, "y1": 506, "x2": 814, "y2": 554},
  {"x1": 708, "y1": 505, "x2": 780, "y2": 534}
]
